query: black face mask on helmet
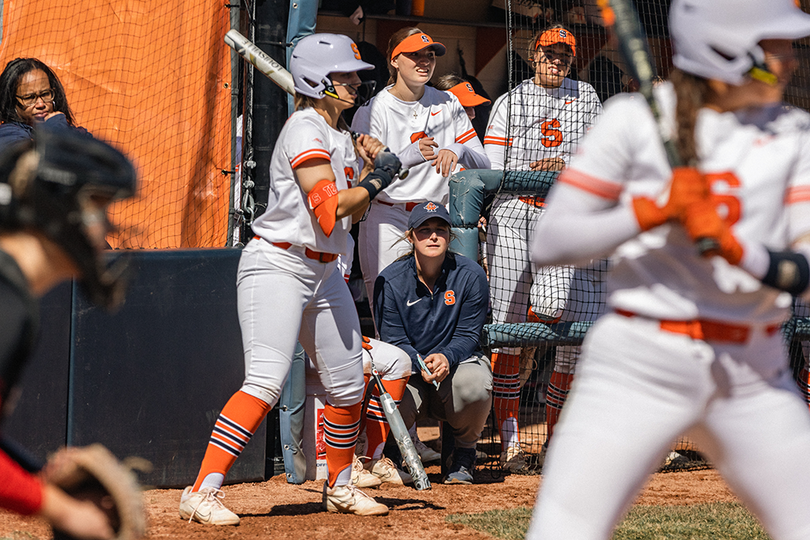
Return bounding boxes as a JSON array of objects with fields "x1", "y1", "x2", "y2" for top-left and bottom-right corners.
[{"x1": 0, "y1": 126, "x2": 136, "y2": 310}]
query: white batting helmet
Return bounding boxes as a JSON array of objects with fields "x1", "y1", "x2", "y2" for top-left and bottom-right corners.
[
  {"x1": 670, "y1": 0, "x2": 810, "y2": 85},
  {"x1": 290, "y1": 33, "x2": 373, "y2": 99}
]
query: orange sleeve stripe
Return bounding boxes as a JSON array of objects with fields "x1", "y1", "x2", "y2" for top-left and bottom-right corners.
[
  {"x1": 457, "y1": 131, "x2": 477, "y2": 144},
  {"x1": 455, "y1": 128, "x2": 476, "y2": 144},
  {"x1": 558, "y1": 169, "x2": 623, "y2": 200},
  {"x1": 785, "y1": 186, "x2": 810, "y2": 204},
  {"x1": 483, "y1": 136, "x2": 512, "y2": 146},
  {"x1": 291, "y1": 148, "x2": 331, "y2": 168}
]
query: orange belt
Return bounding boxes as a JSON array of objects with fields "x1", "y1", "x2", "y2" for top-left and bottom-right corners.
[
  {"x1": 518, "y1": 196, "x2": 545, "y2": 208},
  {"x1": 254, "y1": 237, "x2": 338, "y2": 263},
  {"x1": 378, "y1": 200, "x2": 420, "y2": 212},
  {"x1": 615, "y1": 309, "x2": 780, "y2": 344}
]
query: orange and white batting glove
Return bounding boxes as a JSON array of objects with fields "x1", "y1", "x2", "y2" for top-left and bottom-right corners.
[
  {"x1": 632, "y1": 167, "x2": 709, "y2": 231},
  {"x1": 681, "y1": 199, "x2": 743, "y2": 265}
]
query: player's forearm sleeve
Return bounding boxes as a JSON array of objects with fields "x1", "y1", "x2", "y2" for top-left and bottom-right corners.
[
  {"x1": 530, "y1": 183, "x2": 640, "y2": 267},
  {"x1": 739, "y1": 241, "x2": 810, "y2": 297},
  {"x1": 398, "y1": 142, "x2": 427, "y2": 169},
  {"x1": 0, "y1": 449, "x2": 43, "y2": 515},
  {"x1": 445, "y1": 143, "x2": 491, "y2": 170}
]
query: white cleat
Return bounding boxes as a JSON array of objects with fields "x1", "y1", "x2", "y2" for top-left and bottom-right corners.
[
  {"x1": 367, "y1": 456, "x2": 413, "y2": 485},
  {"x1": 178, "y1": 486, "x2": 240, "y2": 525},
  {"x1": 414, "y1": 438, "x2": 441, "y2": 463},
  {"x1": 323, "y1": 483, "x2": 389, "y2": 516},
  {"x1": 352, "y1": 454, "x2": 382, "y2": 488},
  {"x1": 500, "y1": 444, "x2": 528, "y2": 472}
]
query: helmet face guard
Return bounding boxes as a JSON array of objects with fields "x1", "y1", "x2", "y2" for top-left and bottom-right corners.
[
  {"x1": 291, "y1": 33, "x2": 374, "y2": 99},
  {"x1": 0, "y1": 127, "x2": 136, "y2": 309}
]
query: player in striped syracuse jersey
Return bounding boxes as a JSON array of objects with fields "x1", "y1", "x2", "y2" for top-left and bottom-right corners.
[
  {"x1": 179, "y1": 33, "x2": 403, "y2": 525},
  {"x1": 482, "y1": 24, "x2": 603, "y2": 471},
  {"x1": 527, "y1": 1, "x2": 810, "y2": 538},
  {"x1": 351, "y1": 27, "x2": 490, "y2": 314}
]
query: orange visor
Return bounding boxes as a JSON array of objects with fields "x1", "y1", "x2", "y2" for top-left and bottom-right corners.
[
  {"x1": 535, "y1": 28, "x2": 577, "y2": 57},
  {"x1": 448, "y1": 81, "x2": 490, "y2": 107},
  {"x1": 391, "y1": 32, "x2": 447, "y2": 60}
]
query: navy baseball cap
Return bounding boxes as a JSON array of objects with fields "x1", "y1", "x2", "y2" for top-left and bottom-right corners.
[{"x1": 408, "y1": 201, "x2": 451, "y2": 229}]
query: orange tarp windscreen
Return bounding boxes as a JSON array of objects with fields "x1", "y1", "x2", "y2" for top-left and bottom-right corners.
[{"x1": 0, "y1": 0, "x2": 232, "y2": 248}]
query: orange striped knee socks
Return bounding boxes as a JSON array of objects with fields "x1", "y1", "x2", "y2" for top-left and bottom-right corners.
[
  {"x1": 192, "y1": 390, "x2": 273, "y2": 492},
  {"x1": 323, "y1": 401, "x2": 362, "y2": 487}
]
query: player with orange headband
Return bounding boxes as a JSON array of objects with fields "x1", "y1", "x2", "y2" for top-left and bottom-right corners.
[
  {"x1": 351, "y1": 27, "x2": 490, "y2": 318},
  {"x1": 483, "y1": 24, "x2": 604, "y2": 472}
]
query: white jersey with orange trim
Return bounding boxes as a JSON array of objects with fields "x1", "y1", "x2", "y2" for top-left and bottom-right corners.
[
  {"x1": 251, "y1": 107, "x2": 359, "y2": 255},
  {"x1": 527, "y1": 83, "x2": 810, "y2": 540},
  {"x1": 484, "y1": 78, "x2": 602, "y2": 170},
  {"x1": 539, "y1": 82, "x2": 810, "y2": 325},
  {"x1": 351, "y1": 85, "x2": 489, "y2": 205}
]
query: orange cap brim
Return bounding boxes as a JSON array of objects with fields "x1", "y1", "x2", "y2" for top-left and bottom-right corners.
[
  {"x1": 391, "y1": 32, "x2": 447, "y2": 60},
  {"x1": 448, "y1": 82, "x2": 490, "y2": 107},
  {"x1": 535, "y1": 28, "x2": 576, "y2": 57}
]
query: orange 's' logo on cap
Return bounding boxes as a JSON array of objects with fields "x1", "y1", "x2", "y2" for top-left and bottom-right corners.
[{"x1": 425, "y1": 202, "x2": 438, "y2": 212}]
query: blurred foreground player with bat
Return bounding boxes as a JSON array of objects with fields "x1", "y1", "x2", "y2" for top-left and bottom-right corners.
[
  {"x1": 0, "y1": 128, "x2": 137, "y2": 539},
  {"x1": 179, "y1": 33, "x2": 403, "y2": 524},
  {"x1": 526, "y1": 1, "x2": 810, "y2": 539}
]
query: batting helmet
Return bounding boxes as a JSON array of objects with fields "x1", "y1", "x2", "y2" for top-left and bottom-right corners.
[
  {"x1": 290, "y1": 33, "x2": 374, "y2": 99},
  {"x1": 0, "y1": 127, "x2": 136, "y2": 309},
  {"x1": 670, "y1": 0, "x2": 810, "y2": 85}
]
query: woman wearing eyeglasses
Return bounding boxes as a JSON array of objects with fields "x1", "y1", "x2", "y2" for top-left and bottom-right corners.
[{"x1": 0, "y1": 58, "x2": 80, "y2": 148}]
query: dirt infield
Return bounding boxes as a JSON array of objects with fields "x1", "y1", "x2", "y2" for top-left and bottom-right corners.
[{"x1": 0, "y1": 465, "x2": 738, "y2": 540}]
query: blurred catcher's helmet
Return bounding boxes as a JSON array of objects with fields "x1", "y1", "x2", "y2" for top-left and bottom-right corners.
[
  {"x1": 670, "y1": 0, "x2": 810, "y2": 85},
  {"x1": 0, "y1": 127, "x2": 136, "y2": 309},
  {"x1": 290, "y1": 33, "x2": 374, "y2": 99}
]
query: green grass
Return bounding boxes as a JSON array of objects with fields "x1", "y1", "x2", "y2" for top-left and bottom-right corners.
[{"x1": 446, "y1": 503, "x2": 770, "y2": 540}]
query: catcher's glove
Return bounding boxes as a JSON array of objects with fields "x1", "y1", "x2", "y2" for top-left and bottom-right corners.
[{"x1": 42, "y1": 444, "x2": 148, "y2": 540}]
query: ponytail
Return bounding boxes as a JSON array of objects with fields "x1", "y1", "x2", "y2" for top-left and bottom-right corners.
[{"x1": 670, "y1": 69, "x2": 711, "y2": 166}]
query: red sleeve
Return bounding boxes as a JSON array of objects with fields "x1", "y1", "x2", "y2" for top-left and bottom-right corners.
[{"x1": 0, "y1": 445, "x2": 44, "y2": 515}]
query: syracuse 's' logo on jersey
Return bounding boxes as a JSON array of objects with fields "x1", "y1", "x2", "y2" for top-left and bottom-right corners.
[
  {"x1": 424, "y1": 202, "x2": 438, "y2": 212},
  {"x1": 444, "y1": 291, "x2": 455, "y2": 305}
]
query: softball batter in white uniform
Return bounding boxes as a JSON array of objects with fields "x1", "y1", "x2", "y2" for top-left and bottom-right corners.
[
  {"x1": 482, "y1": 25, "x2": 603, "y2": 470},
  {"x1": 351, "y1": 28, "x2": 490, "y2": 311},
  {"x1": 527, "y1": 2, "x2": 810, "y2": 538},
  {"x1": 179, "y1": 33, "x2": 402, "y2": 524}
]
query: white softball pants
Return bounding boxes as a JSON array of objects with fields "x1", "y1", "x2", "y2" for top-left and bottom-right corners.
[
  {"x1": 527, "y1": 312, "x2": 810, "y2": 540},
  {"x1": 236, "y1": 239, "x2": 365, "y2": 408}
]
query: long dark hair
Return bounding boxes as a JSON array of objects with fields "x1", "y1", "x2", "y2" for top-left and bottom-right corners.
[
  {"x1": 670, "y1": 68, "x2": 710, "y2": 166},
  {"x1": 0, "y1": 58, "x2": 75, "y2": 126}
]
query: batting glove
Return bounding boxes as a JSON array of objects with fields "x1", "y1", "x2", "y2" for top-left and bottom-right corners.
[
  {"x1": 632, "y1": 167, "x2": 709, "y2": 231},
  {"x1": 681, "y1": 199, "x2": 743, "y2": 265},
  {"x1": 356, "y1": 149, "x2": 402, "y2": 201}
]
